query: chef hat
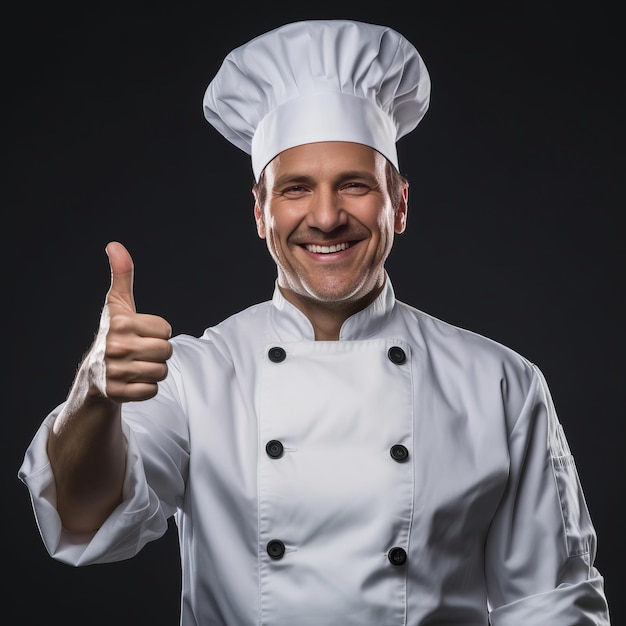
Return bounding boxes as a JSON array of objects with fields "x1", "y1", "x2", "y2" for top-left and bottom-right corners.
[{"x1": 203, "y1": 19, "x2": 430, "y2": 180}]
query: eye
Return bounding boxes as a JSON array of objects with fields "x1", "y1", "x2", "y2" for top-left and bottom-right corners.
[
  {"x1": 280, "y1": 185, "x2": 310, "y2": 197},
  {"x1": 340, "y1": 182, "x2": 371, "y2": 195}
]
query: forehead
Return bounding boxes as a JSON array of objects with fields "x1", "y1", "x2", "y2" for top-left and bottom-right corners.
[{"x1": 264, "y1": 141, "x2": 386, "y2": 181}]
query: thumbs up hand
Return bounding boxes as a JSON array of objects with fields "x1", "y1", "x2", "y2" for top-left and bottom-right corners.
[
  {"x1": 88, "y1": 241, "x2": 173, "y2": 403},
  {"x1": 47, "y1": 241, "x2": 170, "y2": 530}
]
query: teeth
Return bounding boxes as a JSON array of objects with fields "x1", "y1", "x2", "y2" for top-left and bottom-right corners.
[{"x1": 305, "y1": 242, "x2": 349, "y2": 254}]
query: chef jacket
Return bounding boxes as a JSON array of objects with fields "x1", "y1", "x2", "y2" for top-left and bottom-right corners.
[{"x1": 19, "y1": 276, "x2": 610, "y2": 625}]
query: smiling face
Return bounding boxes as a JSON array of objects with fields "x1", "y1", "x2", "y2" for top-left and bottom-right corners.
[{"x1": 253, "y1": 141, "x2": 408, "y2": 315}]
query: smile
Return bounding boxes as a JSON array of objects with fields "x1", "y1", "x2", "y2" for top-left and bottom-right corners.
[{"x1": 305, "y1": 242, "x2": 350, "y2": 254}]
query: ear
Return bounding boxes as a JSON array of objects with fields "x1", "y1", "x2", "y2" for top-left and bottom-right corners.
[
  {"x1": 394, "y1": 185, "x2": 409, "y2": 234},
  {"x1": 253, "y1": 201, "x2": 266, "y2": 239}
]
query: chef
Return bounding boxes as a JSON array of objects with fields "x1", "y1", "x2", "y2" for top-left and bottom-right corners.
[{"x1": 18, "y1": 19, "x2": 610, "y2": 625}]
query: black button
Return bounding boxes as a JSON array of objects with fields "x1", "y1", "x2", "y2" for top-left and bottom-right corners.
[
  {"x1": 268, "y1": 346, "x2": 286, "y2": 363},
  {"x1": 388, "y1": 547, "x2": 407, "y2": 566},
  {"x1": 390, "y1": 444, "x2": 409, "y2": 462},
  {"x1": 267, "y1": 539, "x2": 286, "y2": 560},
  {"x1": 387, "y1": 346, "x2": 406, "y2": 364},
  {"x1": 266, "y1": 439, "x2": 284, "y2": 459}
]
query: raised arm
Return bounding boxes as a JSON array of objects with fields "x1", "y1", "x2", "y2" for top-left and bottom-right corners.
[{"x1": 47, "y1": 242, "x2": 173, "y2": 533}]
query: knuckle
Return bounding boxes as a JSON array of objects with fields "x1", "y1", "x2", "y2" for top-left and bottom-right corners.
[
  {"x1": 156, "y1": 363, "x2": 169, "y2": 381},
  {"x1": 104, "y1": 360, "x2": 125, "y2": 381},
  {"x1": 108, "y1": 313, "x2": 134, "y2": 333},
  {"x1": 106, "y1": 337, "x2": 130, "y2": 358}
]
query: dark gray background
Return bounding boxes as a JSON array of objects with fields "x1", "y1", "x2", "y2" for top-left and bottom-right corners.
[{"x1": 4, "y1": 2, "x2": 622, "y2": 624}]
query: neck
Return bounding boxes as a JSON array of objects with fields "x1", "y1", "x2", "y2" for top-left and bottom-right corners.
[{"x1": 278, "y1": 282, "x2": 384, "y2": 341}]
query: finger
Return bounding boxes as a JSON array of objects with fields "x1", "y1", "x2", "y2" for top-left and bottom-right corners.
[
  {"x1": 106, "y1": 334, "x2": 173, "y2": 362},
  {"x1": 107, "y1": 312, "x2": 173, "y2": 342},
  {"x1": 105, "y1": 358, "x2": 169, "y2": 403},
  {"x1": 135, "y1": 312, "x2": 172, "y2": 340},
  {"x1": 105, "y1": 359, "x2": 169, "y2": 385},
  {"x1": 106, "y1": 381, "x2": 162, "y2": 403},
  {"x1": 105, "y1": 241, "x2": 136, "y2": 312}
]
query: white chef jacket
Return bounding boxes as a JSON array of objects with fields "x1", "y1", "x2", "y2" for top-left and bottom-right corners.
[{"x1": 19, "y1": 277, "x2": 610, "y2": 625}]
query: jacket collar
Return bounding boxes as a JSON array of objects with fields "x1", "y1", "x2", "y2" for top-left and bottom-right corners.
[{"x1": 270, "y1": 273, "x2": 397, "y2": 341}]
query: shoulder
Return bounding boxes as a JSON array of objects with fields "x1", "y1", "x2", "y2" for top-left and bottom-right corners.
[
  {"x1": 168, "y1": 300, "x2": 274, "y2": 364},
  {"x1": 393, "y1": 299, "x2": 538, "y2": 390}
]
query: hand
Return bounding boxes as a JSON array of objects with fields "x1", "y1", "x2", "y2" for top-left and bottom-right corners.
[{"x1": 92, "y1": 241, "x2": 173, "y2": 403}]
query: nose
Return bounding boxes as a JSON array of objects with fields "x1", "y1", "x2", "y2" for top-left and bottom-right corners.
[{"x1": 305, "y1": 188, "x2": 347, "y2": 232}]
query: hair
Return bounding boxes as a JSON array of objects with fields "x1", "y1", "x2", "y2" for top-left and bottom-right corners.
[
  {"x1": 385, "y1": 162, "x2": 409, "y2": 212},
  {"x1": 252, "y1": 159, "x2": 409, "y2": 211}
]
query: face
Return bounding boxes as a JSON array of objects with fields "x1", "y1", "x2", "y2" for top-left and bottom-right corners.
[{"x1": 254, "y1": 141, "x2": 408, "y2": 312}]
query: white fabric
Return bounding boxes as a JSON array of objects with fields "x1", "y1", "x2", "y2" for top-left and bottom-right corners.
[
  {"x1": 19, "y1": 277, "x2": 610, "y2": 625},
  {"x1": 203, "y1": 20, "x2": 430, "y2": 179}
]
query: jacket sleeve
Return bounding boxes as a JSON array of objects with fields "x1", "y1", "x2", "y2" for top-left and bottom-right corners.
[
  {"x1": 485, "y1": 364, "x2": 610, "y2": 625},
  {"x1": 17, "y1": 405, "x2": 171, "y2": 567}
]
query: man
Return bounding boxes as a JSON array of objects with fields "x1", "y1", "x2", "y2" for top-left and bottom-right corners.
[{"x1": 19, "y1": 19, "x2": 610, "y2": 625}]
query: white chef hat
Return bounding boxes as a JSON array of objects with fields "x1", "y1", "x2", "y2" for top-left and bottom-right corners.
[{"x1": 203, "y1": 19, "x2": 430, "y2": 180}]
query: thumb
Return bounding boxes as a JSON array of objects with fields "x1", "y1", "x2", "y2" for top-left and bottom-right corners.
[{"x1": 105, "y1": 241, "x2": 136, "y2": 312}]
